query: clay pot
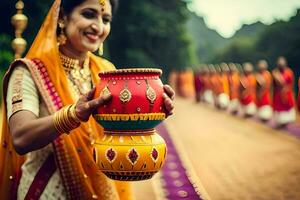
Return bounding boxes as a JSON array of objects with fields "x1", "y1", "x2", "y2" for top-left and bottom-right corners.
[{"x1": 93, "y1": 68, "x2": 167, "y2": 181}]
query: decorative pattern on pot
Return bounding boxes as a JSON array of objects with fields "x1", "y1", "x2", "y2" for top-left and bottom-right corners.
[{"x1": 93, "y1": 68, "x2": 168, "y2": 181}]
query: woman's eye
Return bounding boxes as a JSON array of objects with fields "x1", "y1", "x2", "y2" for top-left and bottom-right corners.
[
  {"x1": 103, "y1": 17, "x2": 112, "y2": 24},
  {"x1": 82, "y1": 11, "x2": 96, "y2": 19}
]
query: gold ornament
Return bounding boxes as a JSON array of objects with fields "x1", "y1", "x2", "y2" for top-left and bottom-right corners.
[
  {"x1": 119, "y1": 81, "x2": 132, "y2": 103},
  {"x1": 59, "y1": 53, "x2": 92, "y2": 95},
  {"x1": 146, "y1": 80, "x2": 157, "y2": 104},
  {"x1": 101, "y1": 86, "x2": 111, "y2": 97},
  {"x1": 99, "y1": 0, "x2": 105, "y2": 6},
  {"x1": 58, "y1": 21, "x2": 67, "y2": 45},
  {"x1": 53, "y1": 104, "x2": 81, "y2": 134}
]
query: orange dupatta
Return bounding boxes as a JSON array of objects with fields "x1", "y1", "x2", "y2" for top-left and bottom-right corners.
[{"x1": 0, "y1": 0, "x2": 132, "y2": 199}]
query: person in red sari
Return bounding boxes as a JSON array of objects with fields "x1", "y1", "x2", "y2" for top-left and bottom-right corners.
[
  {"x1": 228, "y1": 63, "x2": 240, "y2": 114},
  {"x1": 239, "y1": 63, "x2": 257, "y2": 117},
  {"x1": 272, "y1": 56, "x2": 296, "y2": 127},
  {"x1": 256, "y1": 60, "x2": 273, "y2": 121},
  {"x1": 194, "y1": 67, "x2": 203, "y2": 102}
]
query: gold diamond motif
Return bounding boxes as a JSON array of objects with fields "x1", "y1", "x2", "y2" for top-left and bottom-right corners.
[
  {"x1": 146, "y1": 86, "x2": 157, "y2": 103},
  {"x1": 119, "y1": 88, "x2": 132, "y2": 103},
  {"x1": 100, "y1": 86, "x2": 111, "y2": 97}
]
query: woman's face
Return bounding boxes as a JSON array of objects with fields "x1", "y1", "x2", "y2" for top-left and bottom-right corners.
[{"x1": 62, "y1": 0, "x2": 112, "y2": 54}]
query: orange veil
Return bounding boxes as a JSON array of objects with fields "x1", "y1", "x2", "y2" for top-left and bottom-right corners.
[{"x1": 0, "y1": 0, "x2": 132, "y2": 199}]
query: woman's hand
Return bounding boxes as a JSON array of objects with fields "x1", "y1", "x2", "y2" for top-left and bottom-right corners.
[
  {"x1": 163, "y1": 85, "x2": 175, "y2": 117},
  {"x1": 75, "y1": 87, "x2": 112, "y2": 122}
]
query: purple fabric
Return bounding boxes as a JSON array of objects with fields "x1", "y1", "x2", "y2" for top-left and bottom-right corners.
[{"x1": 157, "y1": 124, "x2": 204, "y2": 200}]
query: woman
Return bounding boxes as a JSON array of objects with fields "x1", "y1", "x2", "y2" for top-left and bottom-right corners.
[
  {"x1": 272, "y1": 56, "x2": 295, "y2": 127},
  {"x1": 255, "y1": 60, "x2": 273, "y2": 121},
  {"x1": 239, "y1": 63, "x2": 257, "y2": 117},
  {"x1": 0, "y1": 0, "x2": 175, "y2": 199}
]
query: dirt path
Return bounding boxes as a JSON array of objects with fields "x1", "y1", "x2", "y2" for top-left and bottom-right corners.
[{"x1": 165, "y1": 98, "x2": 300, "y2": 200}]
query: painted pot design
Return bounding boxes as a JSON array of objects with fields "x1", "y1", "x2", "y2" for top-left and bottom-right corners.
[{"x1": 93, "y1": 68, "x2": 167, "y2": 181}]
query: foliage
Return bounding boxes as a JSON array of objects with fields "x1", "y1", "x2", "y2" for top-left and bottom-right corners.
[
  {"x1": 1, "y1": 0, "x2": 196, "y2": 82},
  {"x1": 108, "y1": 0, "x2": 198, "y2": 81},
  {"x1": 212, "y1": 37, "x2": 257, "y2": 64}
]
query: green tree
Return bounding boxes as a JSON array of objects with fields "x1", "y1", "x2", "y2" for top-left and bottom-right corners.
[{"x1": 108, "y1": 0, "x2": 198, "y2": 81}]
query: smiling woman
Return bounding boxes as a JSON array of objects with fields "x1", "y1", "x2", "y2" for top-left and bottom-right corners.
[{"x1": 0, "y1": 0, "x2": 175, "y2": 199}]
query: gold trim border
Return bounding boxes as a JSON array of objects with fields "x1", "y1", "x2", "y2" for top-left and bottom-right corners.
[
  {"x1": 99, "y1": 68, "x2": 163, "y2": 76},
  {"x1": 94, "y1": 113, "x2": 166, "y2": 121}
]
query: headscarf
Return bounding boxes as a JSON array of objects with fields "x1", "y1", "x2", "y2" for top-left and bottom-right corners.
[{"x1": 0, "y1": 0, "x2": 132, "y2": 199}]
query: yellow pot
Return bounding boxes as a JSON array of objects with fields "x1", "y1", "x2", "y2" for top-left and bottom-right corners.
[{"x1": 94, "y1": 129, "x2": 167, "y2": 181}]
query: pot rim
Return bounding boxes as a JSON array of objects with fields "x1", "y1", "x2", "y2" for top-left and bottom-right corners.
[{"x1": 99, "y1": 68, "x2": 163, "y2": 76}]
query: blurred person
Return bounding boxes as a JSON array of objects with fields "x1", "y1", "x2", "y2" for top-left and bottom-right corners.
[
  {"x1": 228, "y1": 63, "x2": 240, "y2": 114},
  {"x1": 194, "y1": 66, "x2": 204, "y2": 102},
  {"x1": 256, "y1": 60, "x2": 273, "y2": 121},
  {"x1": 211, "y1": 65, "x2": 221, "y2": 108},
  {"x1": 272, "y1": 56, "x2": 295, "y2": 127},
  {"x1": 168, "y1": 69, "x2": 178, "y2": 94},
  {"x1": 182, "y1": 68, "x2": 196, "y2": 98},
  {"x1": 203, "y1": 65, "x2": 215, "y2": 105},
  {"x1": 0, "y1": 0, "x2": 175, "y2": 199},
  {"x1": 217, "y1": 63, "x2": 230, "y2": 110},
  {"x1": 239, "y1": 63, "x2": 257, "y2": 117}
]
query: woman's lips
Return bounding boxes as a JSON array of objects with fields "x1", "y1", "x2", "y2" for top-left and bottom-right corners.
[{"x1": 85, "y1": 32, "x2": 99, "y2": 43}]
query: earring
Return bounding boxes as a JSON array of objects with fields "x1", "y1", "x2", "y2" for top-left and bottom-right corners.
[
  {"x1": 58, "y1": 20, "x2": 67, "y2": 45},
  {"x1": 98, "y1": 43, "x2": 104, "y2": 56}
]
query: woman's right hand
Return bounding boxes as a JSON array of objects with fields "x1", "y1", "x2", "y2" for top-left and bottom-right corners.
[{"x1": 75, "y1": 87, "x2": 112, "y2": 122}]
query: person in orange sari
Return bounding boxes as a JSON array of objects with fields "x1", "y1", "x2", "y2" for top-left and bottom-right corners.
[
  {"x1": 0, "y1": 0, "x2": 175, "y2": 199},
  {"x1": 255, "y1": 60, "x2": 273, "y2": 121},
  {"x1": 168, "y1": 69, "x2": 178, "y2": 96},
  {"x1": 216, "y1": 63, "x2": 230, "y2": 110},
  {"x1": 208, "y1": 65, "x2": 218, "y2": 106},
  {"x1": 228, "y1": 63, "x2": 240, "y2": 114},
  {"x1": 239, "y1": 63, "x2": 257, "y2": 117},
  {"x1": 272, "y1": 56, "x2": 295, "y2": 127}
]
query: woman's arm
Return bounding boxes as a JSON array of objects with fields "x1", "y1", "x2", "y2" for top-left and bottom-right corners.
[
  {"x1": 9, "y1": 87, "x2": 111, "y2": 155},
  {"x1": 272, "y1": 70, "x2": 284, "y2": 86}
]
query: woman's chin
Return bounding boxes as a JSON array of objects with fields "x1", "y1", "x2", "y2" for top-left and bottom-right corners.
[{"x1": 80, "y1": 42, "x2": 99, "y2": 53}]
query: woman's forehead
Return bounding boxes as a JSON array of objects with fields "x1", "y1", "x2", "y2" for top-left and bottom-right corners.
[{"x1": 74, "y1": 0, "x2": 112, "y2": 12}]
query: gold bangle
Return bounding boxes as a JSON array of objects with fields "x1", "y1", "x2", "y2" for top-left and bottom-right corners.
[
  {"x1": 70, "y1": 104, "x2": 81, "y2": 124},
  {"x1": 53, "y1": 104, "x2": 81, "y2": 135}
]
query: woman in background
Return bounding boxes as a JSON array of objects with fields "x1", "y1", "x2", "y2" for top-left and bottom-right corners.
[{"x1": 272, "y1": 56, "x2": 295, "y2": 127}]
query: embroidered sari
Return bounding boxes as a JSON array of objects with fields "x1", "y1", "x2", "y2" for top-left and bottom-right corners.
[{"x1": 0, "y1": 0, "x2": 132, "y2": 199}]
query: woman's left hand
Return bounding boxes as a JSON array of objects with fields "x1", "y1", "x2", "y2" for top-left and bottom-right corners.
[{"x1": 163, "y1": 85, "x2": 175, "y2": 117}]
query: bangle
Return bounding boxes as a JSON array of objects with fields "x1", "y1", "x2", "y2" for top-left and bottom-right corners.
[{"x1": 53, "y1": 104, "x2": 81, "y2": 135}]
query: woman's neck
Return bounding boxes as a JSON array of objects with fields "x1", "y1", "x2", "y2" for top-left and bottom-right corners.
[{"x1": 59, "y1": 44, "x2": 87, "y2": 66}]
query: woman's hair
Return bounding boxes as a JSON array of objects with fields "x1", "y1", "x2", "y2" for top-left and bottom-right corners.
[{"x1": 61, "y1": 0, "x2": 119, "y2": 16}]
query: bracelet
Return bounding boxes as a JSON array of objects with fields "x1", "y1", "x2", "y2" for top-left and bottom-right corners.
[{"x1": 53, "y1": 104, "x2": 81, "y2": 135}]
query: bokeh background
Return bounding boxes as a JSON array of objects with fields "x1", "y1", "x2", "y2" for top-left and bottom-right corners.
[
  {"x1": 1, "y1": 0, "x2": 300, "y2": 87},
  {"x1": 2, "y1": 1, "x2": 300, "y2": 199}
]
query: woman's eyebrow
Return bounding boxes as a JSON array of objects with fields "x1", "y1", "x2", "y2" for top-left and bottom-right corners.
[{"x1": 82, "y1": 7, "x2": 99, "y2": 14}]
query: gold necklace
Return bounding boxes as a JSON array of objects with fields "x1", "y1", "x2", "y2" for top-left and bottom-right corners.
[
  {"x1": 59, "y1": 52, "x2": 92, "y2": 96},
  {"x1": 59, "y1": 52, "x2": 96, "y2": 145}
]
